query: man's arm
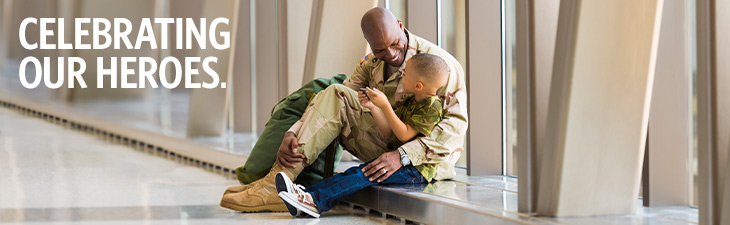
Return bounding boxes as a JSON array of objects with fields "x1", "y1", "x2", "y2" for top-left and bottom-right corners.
[{"x1": 343, "y1": 54, "x2": 375, "y2": 90}]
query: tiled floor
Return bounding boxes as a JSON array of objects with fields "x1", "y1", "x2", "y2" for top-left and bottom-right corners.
[
  {"x1": 394, "y1": 175, "x2": 699, "y2": 224},
  {"x1": 0, "y1": 107, "x2": 401, "y2": 224}
]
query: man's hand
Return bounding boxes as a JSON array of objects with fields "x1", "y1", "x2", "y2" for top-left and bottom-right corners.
[
  {"x1": 365, "y1": 87, "x2": 389, "y2": 109},
  {"x1": 277, "y1": 131, "x2": 306, "y2": 168},
  {"x1": 362, "y1": 151, "x2": 402, "y2": 182}
]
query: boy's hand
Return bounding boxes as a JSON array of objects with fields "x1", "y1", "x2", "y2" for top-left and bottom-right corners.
[
  {"x1": 366, "y1": 87, "x2": 389, "y2": 109},
  {"x1": 358, "y1": 90, "x2": 375, "y2": 109}
]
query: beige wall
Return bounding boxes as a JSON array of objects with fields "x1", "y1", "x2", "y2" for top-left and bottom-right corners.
[
  {"x1": 287, "y1": 0, "x2": 312, "y2": 93},
  {"x1": 306, "y1": 0, "x2": 375, "y2": 81}
]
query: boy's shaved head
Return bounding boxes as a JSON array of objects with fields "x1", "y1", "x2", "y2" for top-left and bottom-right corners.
[{"x1": 407, "y1": 54, "x2": 449, "y2": 90}]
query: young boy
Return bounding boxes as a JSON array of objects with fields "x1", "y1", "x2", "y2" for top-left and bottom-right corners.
[{"x1": 274, "y1": 53, "x2": 450, "y2": 218}]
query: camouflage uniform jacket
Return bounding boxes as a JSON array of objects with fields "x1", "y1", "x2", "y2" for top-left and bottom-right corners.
[
  {"x1": 344, "y1": 29, "x2": 468, "y2": 180},
  {"x1": 388, "y1": 95, "x2": 443, "y2": 182}
]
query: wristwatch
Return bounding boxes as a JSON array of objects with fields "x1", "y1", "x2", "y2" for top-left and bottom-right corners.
[{"x1": 398, "y1": 148, "x2": 411, "y2": 166}]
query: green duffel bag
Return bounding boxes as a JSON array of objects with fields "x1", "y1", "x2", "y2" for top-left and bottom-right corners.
[{"x1": 236, "y1": 74, "x2": 347, "y2": 187}]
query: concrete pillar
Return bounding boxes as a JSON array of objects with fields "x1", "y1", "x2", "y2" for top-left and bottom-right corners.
[
  {"x1": 536, "y1": 0, "x2": 664, "y2": 217},
  {"x1": 515, "y1": 0, "x2": 560, "y2": 213},
  {"x1": 645, "y1": 0, "x2": 690, "y2": 207},
  {"x1": 252, "y1": 0, "x2": 279, "y2": 134},
  {"x1": 186, "y1": 0, "x2": 236, "y2": 136},
  {"x1": 465, "y1": 0, "x2": 501, "y2": 175},
  {"x1": 231, "y1": 0, "x2": 252, "y2": 132}
]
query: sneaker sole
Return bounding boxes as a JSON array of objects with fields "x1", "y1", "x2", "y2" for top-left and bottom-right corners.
[
  {"x1": 279, "y1": 192, "x2": 320, "y2": 218},
  {"x1": 275, "y1": 172, "x2": 301, "y2": 216}
]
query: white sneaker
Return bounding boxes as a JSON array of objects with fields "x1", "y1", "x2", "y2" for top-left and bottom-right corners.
[
  {"x1": 278, "y1": 191, "x2": 321, "y2": 218},
  {"x1": 275, "y1": 172, "x2": 302, "y2": 216}
]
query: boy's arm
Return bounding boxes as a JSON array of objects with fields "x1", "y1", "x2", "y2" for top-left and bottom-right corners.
[
  {"x1": 369, "y1": 107, "x2": 392, "y2": 138},
  {"x1": 358, "y1": 91, "x2": 391, "y2": 138},
  {"x1": 379, "y1": 106, "x2": 420, "y2": 142},
  {"x1": 366, "y1": 87, "x2": 419, "y2": 142}
]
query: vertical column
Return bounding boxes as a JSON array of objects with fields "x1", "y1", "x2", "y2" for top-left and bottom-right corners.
[
  {"x1": 232, "y1": 0, "x2": 252, "y2": 132},
  {"x1": 718, "y1": 0, "x2": 730, "y2": 219},
  {"x1": 186, "y1": 0, "x2": 236, "y2": 136},
  {"x1": 699, "y1": 0, "x2": 730, "y2": 224},
  {"x1": 504, "y1": 0, "x2": 515, "y2": 176},
  {"x1": 696, "y1": 0, "x2": 719, "y2": 224},
  {"x1": 516, "y1": 0, "x2": 560, "y2": 213},
  {"x1": 465, "y1": 0, "x2": 501, "y2": 175},
  {"x1": 720, "y1": 0, "x2": 730, "y2": 223},
  {"x1": 406, "y1": 0, "x2": 438, "y2": 44},
  {"x1": 645, "y1": 0, "x2": 690, "y2": 207},
  {"x1": 254, "y1": 0, "x2": 280, "y2": 134},
  {"x1": 301, "y1": 0, "x2": 322, "y2": 85},
  {"x1": 536, "y1": 0, "x2": 664, "y2": 217},
  {"x1": 276, "y1": 0, "x2": 287, "y2": 99},
  {"x1": 0, "y1": 0, "x2": 7, "y2": 68},
  {"x1": 515, "y1": 0, "x2": 536, "y2": 213}
]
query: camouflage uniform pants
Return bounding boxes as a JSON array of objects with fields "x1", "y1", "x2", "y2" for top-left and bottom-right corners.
[
  {"x1": 237, "y1": 74, "x2": 347, "y2": 187},
  {"x1": 295, "y1": 84, "x2": 390, "y2": 166}
]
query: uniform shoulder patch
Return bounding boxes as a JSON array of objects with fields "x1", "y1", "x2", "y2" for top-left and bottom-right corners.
[{"x1": 360, "y1": 54, "x2": 369, "y2": 64}]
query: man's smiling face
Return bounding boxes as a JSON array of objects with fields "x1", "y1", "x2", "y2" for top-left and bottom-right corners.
[
  {"x1": 361, "y1": 7, "x2": 409, "y2": 68},
  {"x1": 364, "y1": 20, "x2": 408, "y2": 67}
]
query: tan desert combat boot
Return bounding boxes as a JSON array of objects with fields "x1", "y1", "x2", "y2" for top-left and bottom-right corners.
[
  {"x1": 223, "y1": 185, "x2": 249, "y2": 195},
  {"x1": 222, "y1": 177, "x2": 263, "y2": 195},
  {"x1": 223, "y1": 167, "x2": 271, "y2": 195},
  {"x1": 220, "y1": 162, "x2": 304, "y2": 212}
]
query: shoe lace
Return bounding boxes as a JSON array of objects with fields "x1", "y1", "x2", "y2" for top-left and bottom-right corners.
[
  {"x1": 296, "y1": 190, "x2": 314, "y2": 205},
  {"x1": 292, "y1": 184, "x2": 307, "y2": 195}
]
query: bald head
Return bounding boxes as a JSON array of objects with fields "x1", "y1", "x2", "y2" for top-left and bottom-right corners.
[
  {"x1": 360, "y1": 7, "x2": 408, "y2": 67},
  {"x1": 361, "y1": 7, "x2": 398, "y2": 35}
]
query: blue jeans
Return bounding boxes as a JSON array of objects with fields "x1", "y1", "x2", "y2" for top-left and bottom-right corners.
[{"x1": 305, "y1": 160, "x2": 427, "y2": 212}]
